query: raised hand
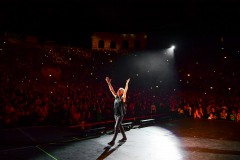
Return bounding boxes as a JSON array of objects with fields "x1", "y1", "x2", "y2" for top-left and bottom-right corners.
[
  {"x1": 126, "y1": 78, "x2": 130, "y2": 84},
  {"x1": 105, "y1": 77, "x2": 111, "y2": 84}
]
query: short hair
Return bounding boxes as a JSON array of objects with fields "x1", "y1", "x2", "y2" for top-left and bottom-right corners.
[{"x1": 119, "y1": 88, "x2": 125, "y2": 91}]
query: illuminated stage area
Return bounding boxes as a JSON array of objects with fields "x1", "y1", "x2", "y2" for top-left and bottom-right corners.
[{"x1": 1, "y1": 118, "x2": 240, "y2": 160}]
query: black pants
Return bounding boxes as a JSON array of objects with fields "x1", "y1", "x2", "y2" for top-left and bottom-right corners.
[{"x1": 111, "y1": 115, "x2": 126, "y2": 142}]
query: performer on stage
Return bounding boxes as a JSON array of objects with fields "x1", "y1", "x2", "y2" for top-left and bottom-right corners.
[{"x1": 105, "y1": 77, "x2": 130, "y2": 146}]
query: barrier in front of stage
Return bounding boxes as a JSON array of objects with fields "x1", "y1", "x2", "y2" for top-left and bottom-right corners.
[{"x1": 67, "y1": 113, "x2": 169, "y2": 137}]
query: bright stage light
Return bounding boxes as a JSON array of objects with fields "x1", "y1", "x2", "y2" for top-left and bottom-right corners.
[{"x1": 166, "y1": 45, "x2": 175, "y2": 57}]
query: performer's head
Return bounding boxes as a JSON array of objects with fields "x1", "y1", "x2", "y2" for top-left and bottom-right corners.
[{"x1": 117, "y1": 88, "x2": 124, "y2": 97}]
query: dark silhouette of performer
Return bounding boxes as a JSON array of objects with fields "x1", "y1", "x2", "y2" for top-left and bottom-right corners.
[{"x1": 105, "y1": 77, "x2": 130, "y2": 146}]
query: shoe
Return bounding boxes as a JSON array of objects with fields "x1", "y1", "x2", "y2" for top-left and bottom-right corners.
[
  {"x1": 108, "y1": 141, "x2": 115, "y2": 146},
  {"x1": 118, "y1": 137, "x2": 127, "y2": 142}
]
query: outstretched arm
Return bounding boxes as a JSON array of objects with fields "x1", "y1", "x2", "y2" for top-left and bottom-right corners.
[
  {"x1": 122, "y1": 78, "x2": 130, "y2": 102},
  {"x1": 105, "y1": 77, "x2": 117, "y2": 97}
]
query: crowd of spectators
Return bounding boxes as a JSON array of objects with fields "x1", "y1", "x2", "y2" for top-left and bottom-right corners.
[{"x1": 0, "y1": 36, "x2": 240, "y2": 129}]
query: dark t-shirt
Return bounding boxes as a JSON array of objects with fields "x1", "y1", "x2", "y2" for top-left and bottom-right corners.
[{"x1": 114, "y1": 96, "x2": 126, "y2": 116}]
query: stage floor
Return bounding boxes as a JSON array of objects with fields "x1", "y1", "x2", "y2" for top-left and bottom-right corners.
[{"x1": 1, "y1": 118, "x2": 240, "y2": 160}]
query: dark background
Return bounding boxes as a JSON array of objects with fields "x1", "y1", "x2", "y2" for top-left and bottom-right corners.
[{"x1": 0, "y1": 0, "x2": 240, "y2": 49}]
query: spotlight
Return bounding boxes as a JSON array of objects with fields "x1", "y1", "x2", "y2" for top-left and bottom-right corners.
[{"x1": 166, "y1": 45, "x2": 175, "y2": 57}]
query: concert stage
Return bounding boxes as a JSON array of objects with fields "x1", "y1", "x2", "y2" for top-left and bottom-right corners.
[{"x1": 1, "y1": 118, "x2": 240, "y2": 160}]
